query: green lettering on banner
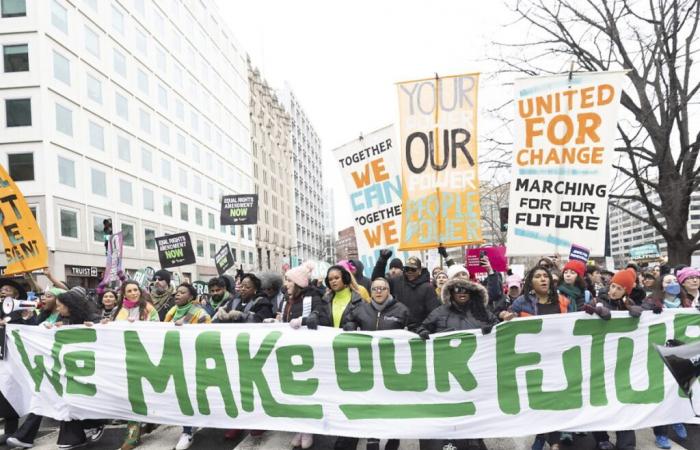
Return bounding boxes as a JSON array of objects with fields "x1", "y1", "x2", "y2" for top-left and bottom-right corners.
[
  {"x1": 333, "y1": 333, "x2": 374, "y2": 391},
  {"x1": 526, "y1": 346, "x2": 582, "y2": 410},
  {"x1": 496, "y1": 319, "x2": 542, "y2": 414},
  {"x1": 379, "y1": 337, "x2": 428, "y2": 392},
  {"x1": 433, "y1": 333, "x2": 477, "y2": 392},
  {"x1": 13, "y1": 330, "x2": 62, "y2": 395},
  {"x1": 672, "y1": 313, "x2": 700, "y2": 397},
  {"x1": 237, "y1": 331, "x2": 321, "y2": 418},
  {"x1": 614, "y1": 322, "x2": 665, "y2": 404},
  {"x1": 573, "y1": 317, "x2": 638, "y2": 406},
  {"x1": 276, "y1": 344, "x2": 319, "y2": 396},
  {"x1": 124, "y1": 330, "x2": 194, "y2": 416},
  {"x1": 194, "y1": 331, "x2": 238, "y2": 418},
  {"x1": 59, "y1": 329, "x2": 97, "y2": 396}
]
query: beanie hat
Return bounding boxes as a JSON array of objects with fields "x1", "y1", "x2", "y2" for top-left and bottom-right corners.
[
  {"x1": 47, "y1": 287, "x2": 67, "y2": 298},
  {"x1": 285, "y1": 261, "x2": 315, "y2": 289},
  {"x1": 562, "y1": 260, "x2": 586, "y2": 279},
  {"x1": 447, "y1": 264, "x2": 469, "y2": 280},
  {"x1": 154, "y1": 269, "x2": 171, "y2": 284},
  {"x1": 70, "y1": 286, "x2": 87, "y2": 298},
  {"x1": 610, "y1": 268, "x2": 636, "y2": 295},
  {"x1": 337, "y1": 260, "x2": 356, "y2": 274},
  {"x1": 677, "y1": 267, "x2": 700, "y2": 285},
  {"x1": 389, "y1": 258, "x2": 403, "y2": 270}
]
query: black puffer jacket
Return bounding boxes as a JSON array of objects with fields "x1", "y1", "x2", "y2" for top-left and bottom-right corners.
[
  {"x1": 417, "y1": 278, "x2": 497, "y2": 334},
  {"x1": 342, "y1": 296, "x2": 409, "y2": 331},
  {"x1": 216, "y1": 292, "x2": 274, "y2": 323},
  {"x1": 279, "y1": 286, "x2": 324, "y2": 323},
  {"x1": 372, "y1": 256, "x2": 440, "y2": 331},
  {"x1": 308, "y1": 288, "x2": 365, "y2": 328},
  {"x1": 350, "y1": 259, "x2": 372, "y2": 293}
]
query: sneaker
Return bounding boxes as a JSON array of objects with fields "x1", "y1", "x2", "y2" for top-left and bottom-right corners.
[
  {"x1": 6, "y1": 437, "x2": 34, "y2": 448},
  {"x1": 596, "y1": 442, "x2": 614, "y2": 450},
  {"x1": 301, "y1": 433, "x2": 313, "y2": 449},
  {"x1": 673, "y1": 423, "x2": 688, "y2": 440},
  {"x1": 531, "y1": 437, "x2": 545, "y2": 450},
  {"x1": 58, "y1": 442, "x2": 87, "y2": 450},
  {"x1": 175, "y1": 433, "x2": 193, "y2": 450},
  {"x1": 291, "y1": 433, "x2": 302, "y2": 447},
  {"x1": 560, "y1": 432, "x2": 573, "y2": 445},
  {"x1": 655, "y1": 435, "x2": 671, "y2": 449},
  {"x1": 85, "y1": 426, "x2": 105, "y2": 443}
]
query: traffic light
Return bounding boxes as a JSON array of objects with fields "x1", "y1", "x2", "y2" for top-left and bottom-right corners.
[{"x1": 103, "y1": 218, "x2": 112, "y2": 253}]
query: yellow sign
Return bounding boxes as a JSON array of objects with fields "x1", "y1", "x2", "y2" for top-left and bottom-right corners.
[{"x1": 0, "y1": 165, "x2": 48, "y2": 275}]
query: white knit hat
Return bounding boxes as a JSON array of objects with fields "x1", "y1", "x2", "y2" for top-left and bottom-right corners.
[{"x1": 447, "y1": 264, "x2": 469, "y2": 280}]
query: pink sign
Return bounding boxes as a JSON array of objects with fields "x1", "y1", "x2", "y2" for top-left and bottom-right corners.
[{"x1": 465, "y1": 246, "x2": 508, "y2": 274}]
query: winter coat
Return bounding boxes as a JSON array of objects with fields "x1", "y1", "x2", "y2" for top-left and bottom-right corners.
[
  {"x1": 417, "y1": 278, "x2": 498, "y2": 334},
  {"x1": 372, "y1": 255, "x2": 441, "y2": 331},
  {"x1": 342, "y1": 296, "x2": 409, "y2": 331},
  {"x1": 308, "y1": 288, "x2": 365, "y2": 328},
  {"x1": 596, "y1": 289, "x2": 642, "y2": 316},
  {"x1": 215, "y1": 292, "x2": 274, "y2": 323},
  {"x1": 279, "y1": 286, "x2": 324, "y2": 323},
  {"x1": 511, "y1": 293, "x2": 569, "y2": 317},
  {"x1": 351, "y1": 259, "x2": 372, "y2": 293}
]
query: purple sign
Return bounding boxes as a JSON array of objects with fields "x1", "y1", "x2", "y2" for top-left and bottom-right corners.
[
  {"x1": 102, "y1": 232, "x2": 124, "y2": 286},
  {"x1": 569, "y1": 244, "x2": 590, "y2": 263},
  {"x1": 465, "y1": 246, "x2": 508, "y2": 274}
]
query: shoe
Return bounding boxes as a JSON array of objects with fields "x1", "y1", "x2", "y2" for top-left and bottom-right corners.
[
  {"x1": 655, "y1": 435, "x2": 671, "y2": 449},
  {"x1": 175, "y1": 433, "x2": 193, "y2": 450},
  {"x1": 531, "y1": 437, "x2": 545, "y2": 450},
  {"x1": 673, "y1": 423, "x2": 688, "y2": 440},
  {"x1": 560, "y1": 432, "x2": 573, "y2": 445},
  {"x1": 291, "y1": 433, "x2": 302, "y2": 447},
  {"x1": 596, "y1": 442, "x2": 614, "y2": 450},
  {"x1": 249, "y1": 430, "x2": 264, "y2": 437},
  {"x1": 366, "y1": 438, "x2": 379, "y2": 450},
  {"x1": 6, "y1": 437, "x2": 34, "y2": 448},
  {"x1": 85, "y1": 426, "x2": 105, "y2": 443},
  {"x1": 301, "y1": 433, "x2": 313, "y2": 449},
  {"x1": 224, "y1": 429, "x2": 241, "y2": 440},
  {"x1": 58, "y1": 442, "x2": 87, "y2": 450}
]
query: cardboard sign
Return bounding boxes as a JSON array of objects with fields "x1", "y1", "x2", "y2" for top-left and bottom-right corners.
[
  {"x1": 0, "y1": 165, "x2": 48, "y2": 275},
  {"x1": 465, "y1": 246, "x2": 508, "y2": 274},
  {"x1": 220, "y1": 194, "x2": 258, "y2": 225},
  {"x1": 214, "y1": 243, "x2": 235, "y2": 275},
  {"x1": 569, "y1": 244, "x2": 590, "y2": 263},
  {"x1": 155, "y1": 232, "x2": 196, "y2": 268}
]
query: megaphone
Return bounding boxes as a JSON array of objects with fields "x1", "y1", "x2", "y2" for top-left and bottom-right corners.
[
  {"x1": 2, "y1": 297, "x2": 38, "y2": 315},
  {"x1": 654, "y1": 339, "x2": 700, "y2": 397}
]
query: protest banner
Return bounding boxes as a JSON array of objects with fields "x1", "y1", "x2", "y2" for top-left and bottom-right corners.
[
  {"x1": 0, "y1": 165, "x2": 48, "y2": 275},
  {"x1": 101, "y1": 232, "x2": 124, "y2": 285},
  {"x1": 332, "y1": 125, "x2": 416, "y2": 268},
  {"x1": 569, "y1": 244, "x2": 590, "y2": 263},
  {"x1": 465, "y1": 246, "x2": 508, "y2": 274},
  {"x1": 214, "y1": 243, "x2": 235, "y2": 275},
  {"x1": 506, "y1": 71, "x2": 625, "y2": 256},
  {"x1": 396, "y1": 73, "x2": 482, "y2": 251},
  {"x1": 1, "y1": 311, "x2": 697, "y2": 438},
  {"x1": 155, "y1": 232, "x2": 196, "y2": 268},
  {"x1": 220, "y1": 195, "x2": 258, "y2": 225},
  {"x1": 192, "y1": 281, "x2": 208, "y2": 296}
]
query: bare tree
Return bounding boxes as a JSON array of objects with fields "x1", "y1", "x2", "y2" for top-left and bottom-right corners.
[
  {"x1": 492, "y1": 0, "x2": 700, "y2": 265},
  {"x1": 480, "y1": 182, "x2": 510, "y2": 246}
]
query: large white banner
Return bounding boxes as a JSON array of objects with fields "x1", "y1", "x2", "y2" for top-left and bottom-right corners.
[
  {"x1": 507, "y1": 71, "x2": 625, "y2": 256},
  {"x1": 0, "y1": 311, "x2": 698, "y2": 439}
]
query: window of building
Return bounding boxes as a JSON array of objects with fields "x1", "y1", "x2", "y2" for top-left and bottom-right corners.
[
  {"x1": 196, "y1": 240, "x2": 204, "y2": 258},
  {"x1": 90, "y1": 168, "x2": 106, "y2": 196},
  {"x1": 113, "y1": 48, "x2": 126, "y2": 77},
  {"x1": 159, "y1": 122, "x2": 169, "y2": 145},
  {"x1": 52, "y1": 50, "x2": 70, "y2": 84},
  {"x1": 135, "y1": 28, "x2": 147, "y2": 56},
  {"x1": 156, "y1": 46, "x2": 166, "y2": 73},
  {"x1": 60, "y1": 209, "x2": 78, "y2": 238},
  {"x1": 208, "y1": 212, "x2": 215, "y2": 230},
  {"x1": 161, "y1": 158, "x2": 171, "y2": 180},
  {"x1": 88, "y1": 121, "x2": 104, "y2": 150},
  {"x1": 163, "y1": 196, "x2": 172, "y2": 216},
  {"x1": 175, "y1": 98, "x2": 184, "y2": 120},
  {"x1": 144, "y1": 228, "x2": 156, "y2": 250},
  {"x1": 195, "y1": 208, "x2": 202, "y2": 226},
  {"x1": 193, "y1": 175, "x2": 201, "y2": 195},
  {"x1": 121, "y1": 223, "x2": 134, "y2": 247},
  {"x1": 111, "y1": 5, "x2": 124, "y2": 34},
  {"x1": 92, "y1": 215, "x2": 108, "y2": 243},
  {"x1": 249, "y1": 251, "x2": 253, "y2": 265},
  {"x1": 141, "y1": 147, "x2": 152, "y2": 172},
  {"x1": 86, "y1": 73, "x2": 102, "y2": 103},
  {"x1": 7, "y1": 153, "x2": 33, "y2": 181},
  {"x1": 115, "y1": 92, "x2": 128, "y2": 120},
  {"x1": 180, "y1": 202, "x2": 188, "y2": 221},
  {"x1": 119, "y1": 179, "x2": 132, "y2": 204},
  {"x1": 3, "y1": 44, "x2": 28, "y2": 72},
  {"x1": 176, "y1": 134, "x2": 185, "y2": 154},
  {"x1": 51, "y1": 0, "x2": 67, "y2": 34},
  {"x1": 117, "y1": 135, "x2": 130, "y2": 162},
  {"x1": 139, "y1": 108, "x2": 151, "y2": 133},
  {"x1": 55, "y1": 103, "x2": 72, "y2": 135},
  {"x1": 143, "y1": 187, "x2": 154, "y2": 211},
  {"x1": 247, "y1": 227, "x2": 252, "y2": 241},
  {"x1": 178, "y1": 167, "x2": 187, "y2": 188},
  {"x1": 137, "y1": 68, "x2": 148, "y2": 94},
  {"x1": 241, "y1": 251, "x2": 246, "y2": 264},
  {"x1": 158, "y1": 84, "x2": 167, "y2": 109},
  {"x1": 1, "y1": 0, "x2": 26, "y2": 17},
  {"x1": 84, "y1": 25, "x2": 100, "y2": 57},
  {"x1": 57, "y1": 156, "x2": 75, "y2": 187},
  {"x1": 5, "y1": 98, "x2": 31, "y2": 127},
  {"x1": 210, "y1": 243, "x2": 216, "y2": 259},
  {"x1": 153, "y1": 10, "x2": 164, "y2": 37}
]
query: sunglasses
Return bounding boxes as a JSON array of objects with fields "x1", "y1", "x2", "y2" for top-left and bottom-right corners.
[
  {"x1": 452, "y1": 286, "x2": 469, "y2": 294},
  {"x1": 153, "y1": 277, "x2": 166, "y2": 282},
  {"x1": 371, "y1": 286, "x2": 388, "y2": 292},
  {"x1": 403, "y1": 266, "x2": 418, "y2": 273}
]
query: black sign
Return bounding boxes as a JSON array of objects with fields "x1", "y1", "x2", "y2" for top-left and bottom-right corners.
[
  {"x1": 220, "y1": 194, "x2": 258, "y2": 225},
  {"x1": 214, "y1": 243, "x2": 235, "y2": 275},
  {"x1": 155, "y1": 232, "x2": 196, "y2": 269}
]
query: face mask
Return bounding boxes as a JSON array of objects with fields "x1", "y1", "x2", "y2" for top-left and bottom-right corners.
[{"x1": 664, "y1": 283, "x2": 681, "y2": 296}]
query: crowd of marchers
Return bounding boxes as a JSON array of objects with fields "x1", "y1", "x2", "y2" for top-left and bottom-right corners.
[{"x1": 0, "y1": 250, "x2": 697, "y2": 450}]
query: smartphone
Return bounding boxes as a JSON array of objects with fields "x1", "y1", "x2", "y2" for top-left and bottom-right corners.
[{"x1": 479, "y1": 250, "x2": 487, "y2": 266}]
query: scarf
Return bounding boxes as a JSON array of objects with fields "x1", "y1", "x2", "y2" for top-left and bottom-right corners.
[
  {"x1": 150, "y1": 286, "x2": 174, "y2": 310},
  {"x1": 172, "y1": 302, "x2": 194, "y2": 322},
  {"x1": 210, "y1": 291, "x2": 229, "y2": 310},
  {"x1": 371, "y1": 299, "x2": 389, "y2": 311},
  {"x1": 45, "y1": 311, "x2": 60, "y2": 324},
  {"x1": 123, "y1": 299, "x2": 139, "y2": 309},
  {"x1": 664, "y1": 296, "x2": 682, "y2": 309},
  {"x1": 558, "y1": 283, "x2": 582, "y2": 301}
]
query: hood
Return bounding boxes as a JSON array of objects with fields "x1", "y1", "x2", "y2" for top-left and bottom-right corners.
[
  {"x1": 441, "y1": 277, "x2": 489, "y2": 306},
  {"x1": 351, "y1": 259, "x2": 366, "y2": 279},
  {"x1": 406, "y1": 268, "x2": 431, "y2": 287}
]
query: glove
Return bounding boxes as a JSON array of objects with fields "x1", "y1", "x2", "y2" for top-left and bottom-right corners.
[
  {"x1": 627, "y1": 305, "x2": 642, "y2": 318},
  {"x1": 481, "y1": 325, "x2": 493, "y2": 335},
  {"x1": 306, "y1": 314, "x2": 319, "y2": 330},
  {"x1": 214, "y1": 308, "x2": 227, "y2": 321},
  {"x1": 228, "y1": 310, "x2": 242, "y2": 321},
  {"x1": 596, "y1": 305, "x2": 611, "y2": 320},
  {"x1": 438, "y1": 245, "x2": 448, "y2": 259},
  {"x1": 342, "y1": 322, "x2": 356, "y2": 332},
  {"x1": 289, "y1": 318, "x2": 302, "y2": 329},
  {"x1": 581, "y1": 304, "x2": 596, "y2": 315},
  {"x1": 652, "y1": 305, "x2": 663, "y2": 314},
  {"x1": 418, "y1": 329, "x2": 431, "y2": 340},
  {"x1": 379, "y1": 248, "x2": 393, "y2": 260}
]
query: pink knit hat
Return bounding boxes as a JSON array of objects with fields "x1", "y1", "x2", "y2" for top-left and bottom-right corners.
[
  {"x1": 285, "y1": 261, "x2": 315, "y2": 288},
  {"x1": 677, "y1": 267, "x2": 700, "y2": 285}
]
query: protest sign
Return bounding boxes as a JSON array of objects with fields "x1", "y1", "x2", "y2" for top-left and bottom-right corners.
[
  {"x1": 0, "y1": 165, "x2": 48, "y2": 275},
  {"x1": 332, "y1": 125, "x2": 416, "y2": 268},
  {"x1": 101, "y1": 232, "x2": 124, "y2": 285},
  {"x1": 214, "y1": 243, "x2": 235, "y2": 275},
  {"x1": 506, "y1": 71, "x2": 625, "y2": 256},
  {"x1": 192, "y1": 281, "x2": 208, "y2": 296},
  {"x1": 396, "y1": 73, "x2": 482, "y2": 251},
  {"x1": 466, "y1": 246, "x2": 508, "y2": 274},
  {"x1": 155, "y1": 232, "x2": 195, "y2": 268},
  {"x1": 569, "y1": 244, "x2": 590, "y2": 263},
  {"x1": 220, "y1": 195, "x2": 258, "y2": 225},
  {"x1": 629, "y1": 244, "x2": 661, "y2": 260},
  {"x1": 0, "y1": 311, "x2": 697, "y2": 438}
]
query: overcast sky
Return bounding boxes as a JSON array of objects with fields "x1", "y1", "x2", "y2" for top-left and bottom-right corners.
[{"x1": 216, "y1": 1, "x2": 518, "y2": 233}]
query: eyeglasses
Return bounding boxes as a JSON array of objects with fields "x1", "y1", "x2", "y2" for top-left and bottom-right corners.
[
  {"x1": 403, "y1": 267, "x2": 418, "y2": 273},
  {"x1": 371, "y1": 286, "x2": 388, "y2": 292},
  {"x1": 154, "y1": 277, "x2": 165, "y2": 282},
  {"x1": 452, "y1": 286, "x2": 469, "y2": 294}
]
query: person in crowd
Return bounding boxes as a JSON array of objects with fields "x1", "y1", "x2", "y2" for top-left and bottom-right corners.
[
  {"x1": 0, "y1": 278, "x2": 27, "y2": 320},
  {"x1": 349, "y1": 259, "x2": 372, "y2": 293},
  {"x1": 372, "y1": 250, "x2": 440, "y2": 331},
  {"x1": 213, "y1": 273, "x2": 273, "y2": 323},
  {"x1": 446, "y1": 264, "x2": 469, "y2": 280},
  {"x1": 601, "y1": 269, "x2": 614, "y2": 287},
  {"x1": 586, "y1": 265, "x2": 604, "y2": 298},
  {"x1": 493, "y1": 280, "x2": 521, "y2": 319},
  {"x1": 148, "y1": 270, "x2": 176, "y2": 320},
  {"x1": 434, "y1": 270, "x2": 448, "y2": 298},
  {"x1": 165, "y1": 283, "x2": 211, "y2": 450},
  {"x1": 676, "y1": 266, "x2": 700, "y2": 307},
  {"x1": 651, "y1": 264, "x2": 662, "y2": 279},
  {"x1": 35, "y1": 286, "x2": 65, "y2": 325},
  {"x1": 202, "y1": 277, "x2": 234, "y2": 317},
  {"x1": 416, "y1": 275, "x2": 497, "y2": 450},
  {"x1": 98, "y1": 288, "x2": 118, "y2": 320},
  {"x1": 301, "y1": 265, "x2": 367, "y2": 332},
  {"x1": 559, "y1": 260, "x2": 588, "y2": 311},
  {"x1": 260, "y1": 272, "x2": 285, "y2": 316},
  {"x1": 536, "y1": 256, "x2": 559, "y2": 275},
  {"x1": 624, "y1": 263, "x2": 648, "y2": 305},
  {"x1": 338, "y1": 260, "x2": 370, "y2": 300},
  {"x1": 387, "y1": 258, "x2": 403, "y2": 278},
  {"x1": 641, "y1": 272, "x2": 657, "y2": 297}
]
